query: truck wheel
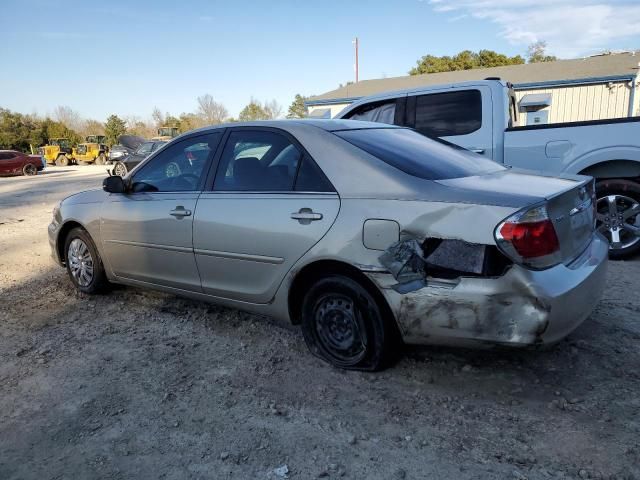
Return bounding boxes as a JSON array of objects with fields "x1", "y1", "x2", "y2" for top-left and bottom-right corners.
[
  {"x1": 56, "y1": 155, "x2": 69, "y2": 167},
  {"x1": 595, "y1": 179, "x2": 640, "y2": 259},
  {"x1": 96, "y1": 154, "x2": 106, "y2": 166},
  {"x1": 22, "y1": 164, "x2": 37, "y2": 176}
]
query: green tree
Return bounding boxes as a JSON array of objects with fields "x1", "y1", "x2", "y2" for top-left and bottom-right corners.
[
  {"x1": 527, "y1": 41, "x2": 557, "y2": 63},
  {"x1": 238, "y1": 99, "x2": 270, "y2": 121},
  {"x1": 409, "y1": 49, "x2": 524, "y2": 75},
  {"x1": 286, "y1": 94, "x2": 308, "y2": 119},
  {"x1": 104, "y1": 114, "x2": 127, "y2": 146}
]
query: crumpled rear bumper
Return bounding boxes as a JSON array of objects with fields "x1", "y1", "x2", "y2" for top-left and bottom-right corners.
[{"x1": 366, "y1": 234, "x2": 608, "y2": 347}]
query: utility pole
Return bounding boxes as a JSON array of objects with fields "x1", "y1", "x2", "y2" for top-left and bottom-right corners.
[{"x1": 353, "y1": 37, "x2": 359, "y2": 83}]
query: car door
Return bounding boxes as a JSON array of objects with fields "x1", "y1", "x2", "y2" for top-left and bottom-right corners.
[
  {"x1": 0, "y1": 152, "x2": 21, "y2": 174},
  {"x1": 193, "y1": 127, "x2": 340, "y2": 303},
  {"x1": 407, "y1": 86, "x2": 494, "y2": 159},
  {"x1": 100, "y1": 132, "x2": 222, "y2": 291}
]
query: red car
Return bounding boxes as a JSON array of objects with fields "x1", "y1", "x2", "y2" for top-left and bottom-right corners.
[{"x1": 0, "y1": 150, "x2": 45, "y2": 176}]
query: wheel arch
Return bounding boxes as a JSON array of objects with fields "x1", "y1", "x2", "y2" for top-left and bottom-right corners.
[
  {"x1": 287, "y1": 259, "x2": 396, "y2": 327},
  {"x1": 56, "y1": 220, "x2": 86, "y2": 264},
  {"x1": 579, "y1": 159, "x2": 640, "y2": 180}
]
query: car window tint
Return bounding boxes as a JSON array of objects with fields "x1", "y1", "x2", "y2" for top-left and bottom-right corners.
[
  {"x1": 294, "y1": 156, "x2": 334, "y2": 192},
  {"x1": 0, "y1": 153, "x2": 11, "y2": 160},
  {"x1": 130, "y1": 133, "x2": 221, "y2": 192},
  {"x1": 347, "y1": 101, "x2": 396, "y2": 125},
  {"x1": 335, "y1": 128, "x2": 504, "y2": 180},
  {"x1": 214, "y1": 130, "x2": 302, "y2": 192},
  {"x1": 414, "y1": 90, "x2": 482, "y2": 137}
]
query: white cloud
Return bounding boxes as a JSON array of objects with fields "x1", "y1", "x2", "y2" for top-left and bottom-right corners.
[{"x1": 428, "y1": 0, "x2": 640, "y2": 57}]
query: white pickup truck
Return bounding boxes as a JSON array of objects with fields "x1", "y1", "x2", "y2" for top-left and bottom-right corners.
[{"x1": 336, "y1": 80, "x2": 640, "y2": 258}]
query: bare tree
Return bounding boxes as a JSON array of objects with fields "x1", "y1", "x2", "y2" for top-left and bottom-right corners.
[
  {"x1": 52, "y1": 105, "x2": 83, "y2": 132},
  {"x1": 264, "y1": 99, "x2": 283, "y2": 120},
  {"x1": 151, "y1": 107, "x2": 165, "y2": 127},
  {"x1": 196, "y1": 94, "x2": 228, "y2": 125}
]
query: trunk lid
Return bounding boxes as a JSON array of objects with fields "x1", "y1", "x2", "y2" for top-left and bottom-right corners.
[{"x1": 438, "y1": 168, "x2": 595, "y2": 265}]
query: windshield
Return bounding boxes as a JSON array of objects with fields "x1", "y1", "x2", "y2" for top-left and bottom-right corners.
[
  {"x1": 334, "y1": 128, "x2": 505, "y2": 180},
  {"x1": 51, "y1": 139, "x2": 70, "y2": 148}
]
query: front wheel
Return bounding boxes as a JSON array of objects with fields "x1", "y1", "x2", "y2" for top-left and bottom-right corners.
[
  {"x1": 64, "y1": 227, "x2": 110, "y2": 294},
  {"x1": 22, "y1": 163, "x2": 37, "y2": 176},
  {"x1": 113, "y1": 162, "x2": 128, "y2": 177},
  {"x1": 301, "y1": 275, "x2": 398, "y2": 371},
  {"x1": 596, "y1": 179, "x2": 640, "y2": 259},
  {"x1": 55, "y1": 155, "x2": 69, "y2": 167}
]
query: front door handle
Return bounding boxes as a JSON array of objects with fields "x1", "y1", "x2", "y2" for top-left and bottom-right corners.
[
  {"x1": 291, "y1": 208, "x2": 323, "y2": 225},
  {"x1": 470, "y1": 148, "x2": 485, "y2": 154},
  {"x1": 170, "y1": 206, "x2": 192, "y2": 218}
]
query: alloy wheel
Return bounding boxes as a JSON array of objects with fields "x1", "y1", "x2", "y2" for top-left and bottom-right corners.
[{"x1": 596, "y1": 194, "x2": 640, "y2": 250}]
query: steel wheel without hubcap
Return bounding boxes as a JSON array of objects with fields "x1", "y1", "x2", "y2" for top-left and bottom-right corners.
[
  {"x1": 596, "y1": 194, "x2": 640, "y2": 252},
  {"x1": 67, "y1": 238, "x2": 94, "y2": 287},
  {"x1": 313, "y1": 293, "x2": 367, "y2": 365}
]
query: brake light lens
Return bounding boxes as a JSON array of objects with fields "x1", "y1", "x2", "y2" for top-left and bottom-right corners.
[{"x1": 496, "y1": 205, "x2": 560, "y2": 269}]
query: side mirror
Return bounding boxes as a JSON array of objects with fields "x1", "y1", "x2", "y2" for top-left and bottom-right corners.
[{"x1": 103, "y1": 175, "x2": 126, "y2": 193}]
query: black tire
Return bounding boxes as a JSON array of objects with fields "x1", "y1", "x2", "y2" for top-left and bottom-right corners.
[
  {"x1": 596, "y1": 179, "x2": 640, "y2": 259},
  {"x1": 96, "y1": 154, "x2": 106, "y2": 166},
  {"x1": 22, "y1": 163, "x2": 37, "y2": 176},
  {"x1": 63, "y1": 227, "x2": 110, "y2": 294},
  {"x1": 56, "y1": 155, "x2": 69, "y2": 167},
  {"x1": 301, "y1": 275, "x2": 398, "y2": 371},
  {"x1": 113, "y1": 162, "x2": 127, "y2": 177}
]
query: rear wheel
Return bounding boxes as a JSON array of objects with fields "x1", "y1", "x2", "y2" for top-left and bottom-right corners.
[
  {"x1": 301, "y1": 275, "x2": 398, "y2": 371},
  {"x1": 113, "y1": 162, "x2": 127, "y2": 177},
  {"x1": 22, "y1": 163, "x2": 37, "y2": 176},
  {"x1": 64, "y1": 227, "x2": 110, "y2": 294},
  {"x1": 55, "y1": 155, "x2": 69, "y2": 167},
  {"x1": 96, "y1": 154, "x2": 106, "y2": 165},
  {"x1": 596, "y1": 179, "x2": 640, "y2": 259}
]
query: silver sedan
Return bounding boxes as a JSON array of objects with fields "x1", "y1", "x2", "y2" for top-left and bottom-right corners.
[{"x1": 48, "y1": 120, "x2": 608, "y2": 370}]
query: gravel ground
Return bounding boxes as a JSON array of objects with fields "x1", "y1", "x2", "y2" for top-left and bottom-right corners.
[{"x1": 1, "y1": 165, "x2": 639, "y2": 480}]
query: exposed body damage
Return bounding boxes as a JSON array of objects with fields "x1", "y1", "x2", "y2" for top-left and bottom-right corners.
[{"x1": 367, "y1": 233, "x2": 609, "y2": 347}]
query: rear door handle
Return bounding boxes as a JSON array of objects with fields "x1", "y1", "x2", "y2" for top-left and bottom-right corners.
[
  {"x1": 291, "y1": 208, "x2": 323, "y2": 225},
  {"x1": 170, "y1": 206, "x2": 192, "y2": 218}
]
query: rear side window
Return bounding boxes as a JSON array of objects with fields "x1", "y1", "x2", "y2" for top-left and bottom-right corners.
[
  {"x1": 414, "y1": 90, "x2": 482, "y2": 137},
  {"x1": 345, "y1": 101, "x2": 396, "y2": 125},
  {"x1": 335, "y1": 128, "x2": 504, "y2": 180}
]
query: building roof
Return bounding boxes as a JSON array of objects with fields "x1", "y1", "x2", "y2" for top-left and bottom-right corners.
[{"x1": 308, "y1": 52, "x2": 640, "y2": 105}]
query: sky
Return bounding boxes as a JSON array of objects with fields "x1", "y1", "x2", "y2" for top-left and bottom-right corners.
[{"x1": 1, "y1": 0, "x2": 639, "y2": 122}]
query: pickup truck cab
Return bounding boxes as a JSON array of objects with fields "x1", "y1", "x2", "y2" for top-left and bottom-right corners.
[{"x1": 336, "y1": 80, "x2": 640, "y2": 258}]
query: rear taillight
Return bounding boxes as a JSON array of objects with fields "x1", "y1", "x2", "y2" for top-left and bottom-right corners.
[{"x1": 495, "y1": 205, "x2": 560, "y2": 269}]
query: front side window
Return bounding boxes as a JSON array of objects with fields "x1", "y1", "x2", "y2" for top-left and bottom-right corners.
[
  {"x1": 414, "y1": 90, "x2": 482, "y2": 137},
  {"x1": 214, "y1": 130, "x2": 303, "y2": 192},
  {"x1": 0, "y1": 153, "x2": 16, "y2": 160},
  {"x1": 346, "y1": 101, "x2": 396, "y2": 125},
  {"x1": 335, "y1": 127, "x2": 504, "y2": 180},
  {"x1": 130, "y1": 133, "x2": 221, "y2": 192}
]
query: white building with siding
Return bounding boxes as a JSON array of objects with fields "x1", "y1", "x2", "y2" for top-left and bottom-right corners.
[{"x1": 306, "y1": 52, "x2": 640, "y2": 125}]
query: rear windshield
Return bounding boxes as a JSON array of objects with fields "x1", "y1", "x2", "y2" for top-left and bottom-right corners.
[{"x1": 335, "y1": 128, "x2": 505, "y2": 180}]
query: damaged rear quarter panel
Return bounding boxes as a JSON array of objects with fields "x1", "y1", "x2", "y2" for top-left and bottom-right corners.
[{"x1": 366, "y1": 270, "x2": 550, "y2": 346}]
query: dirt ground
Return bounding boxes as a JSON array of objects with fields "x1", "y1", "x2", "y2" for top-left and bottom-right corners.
[{"x1": 1, "y1": 165, "x2": 639, "y2": 480}]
